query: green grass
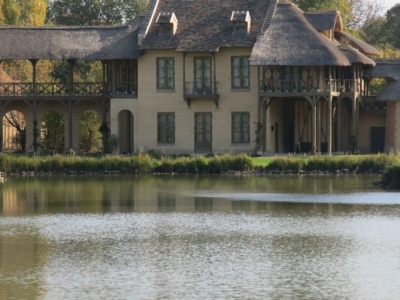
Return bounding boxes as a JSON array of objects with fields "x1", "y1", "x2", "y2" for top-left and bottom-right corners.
[{"x1": 0, "y1": 153, "x2": 398, "y2": 175}]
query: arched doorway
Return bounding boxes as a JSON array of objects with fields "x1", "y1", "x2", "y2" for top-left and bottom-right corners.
[
  {"x1": 118, "y1": 110, "x2": 134, "y2": 153},
  {"x1": 3, "y1": 110, "x2": 26, "y2": 151},
  {"x1": 79, "y1": 110, "x2": 102, "y2": 153},
  {"x1": 41, "y1": 111, "x2": 65, "y2": 153}
]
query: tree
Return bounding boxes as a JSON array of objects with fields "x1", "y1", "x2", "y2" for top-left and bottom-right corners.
[
  {"x1": 0, "y1": 0, "x2": 47, "y2": 26},
  {"x1": 79, "y1": 110, "x2": 102, "y2": 152},
  {"x1": 46, "y1": 0, "x2": 149, "y2": 26},
  {"x1": 384, "y1": 4, "x2": 400, "y2": 49},
  {"x1": 4, "y1": 111, "x2": 26, "y2": 151},
  {"x1": 41, "y1": 111, "x2": 65, "y2": 153}
]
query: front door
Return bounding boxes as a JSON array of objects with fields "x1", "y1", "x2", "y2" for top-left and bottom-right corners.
[
  {"x1": 194, "y1": 58, "x2": 212, "y2": 94},
  {"x1": 195, "y1": 113, "x2": 212, "y2": 153}
]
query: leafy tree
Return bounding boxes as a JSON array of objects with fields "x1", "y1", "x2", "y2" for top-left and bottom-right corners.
[
  {"x1": 41, "y1": 111, "x2": 65, "y2": 153},
  {"x1": 4, "y1": 111, "x2": 26, "y2": 151},
  {"x1": 0, "y1": 0, "x2": 47, "y2": 26},
  {"x1": 384, "y1": 4, "x2": 400, "y2": 49},
  {"x1": 46, "y1": 0, "x2": 149, "y2": 26},
  {"x1": 79, "y1": 110, "x2": 102, "y2": 152}
]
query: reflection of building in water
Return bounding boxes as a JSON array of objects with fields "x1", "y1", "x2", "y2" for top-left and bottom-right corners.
[{"x1": 0, "y1": 233, "x2": 47, "y2": 298}]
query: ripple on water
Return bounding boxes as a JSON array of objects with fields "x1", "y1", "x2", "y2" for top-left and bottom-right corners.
[{"x1": 1, "y1": 211, "x2": 400, "y2": 299}]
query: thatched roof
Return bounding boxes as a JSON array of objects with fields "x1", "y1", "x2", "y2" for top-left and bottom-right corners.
[
  {"x1": 250, "y1": 0, "x2": 375, "y2": 66},
  {"x1": 364, "y1": 62, "x2": 400, "y2": 101},
  {"x1": 0, "y1": 16, "x2": 144, "y2": 60},
  {"x1": 304, "y1": 11, "x2": 340, "y2": 31},
  {"x1": 335, "y1": 31, "x2": 380, "y2": 56},
  {"x1": 140, "y1": 0, "x2": 272, "y2": 52}
]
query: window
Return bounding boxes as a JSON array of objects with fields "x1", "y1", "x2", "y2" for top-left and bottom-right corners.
[
  {"x1": 232, "y1": 112, "x2": 250, "y2": 143},
  {"x1": 235, "y1": 21, "x2": 247, "y2": 34},
  {"x1": 157, "y1": 113, "x2": 175, "y2": 144},
  {"x1": 232, "y1": 57, "x2": 250, "y2": 89},
  {"x1": 157, "y1": 58, "x2": 174, "y2": 89},
  {"x1": 159, "y1": 23, "x2": 173, "y2": 35}
]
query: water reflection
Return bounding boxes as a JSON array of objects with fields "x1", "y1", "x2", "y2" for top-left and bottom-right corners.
[
  {"x1": 0, "y1": 175, "x2": 396, "y2": 216},
  {"x1": 1, "y1": 175, "x2": 400, "y2": 299}
]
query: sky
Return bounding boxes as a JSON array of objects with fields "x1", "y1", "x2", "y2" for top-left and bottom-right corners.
[{"x1": 383, "y1": 0, "x2": 399, "y2": 10}]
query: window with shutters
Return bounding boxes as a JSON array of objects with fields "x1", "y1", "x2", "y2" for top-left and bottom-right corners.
[
  {"x1": 157, "y1": 58, "x2": 174, "y2": 90},
  {"x1": 157, "y1": 113, "x2": 175, "y2": 144},
  {"x1": 232, "y1": 56, "x2": 250, "y2": 89},
  {"x1": 232, "y1": 112, "x2": 250, "y2": 143}
]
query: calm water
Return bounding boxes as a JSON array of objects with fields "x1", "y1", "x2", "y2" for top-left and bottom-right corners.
[{"x1": 1, "y1": 175, "x2": 400, "y2": 299}]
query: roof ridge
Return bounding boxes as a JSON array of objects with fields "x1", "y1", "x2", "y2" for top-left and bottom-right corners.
[
  {"x1": 260, "y1": 0, "x2": 278, "y2": 33},
  {"x1": 138, "y1": 0, "x2": 160, "y2": 45}
]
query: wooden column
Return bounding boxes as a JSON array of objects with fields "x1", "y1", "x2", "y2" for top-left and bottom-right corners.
[
  {"x1": 30, "y1": 59, "x2": 38, "y2": 95},
  {"x1": 312, "y1": 100, "x2": 317, "y2": 154},
  {"x1": 102, "y1": 61, "x2": 106, "y2": 95},
  {"x1": 67, "y1": 60, "x2": 75, "y2": 150},
  {"x1": 262, "y1": 99, "x2": 267, "y2": 152},
  {"x1": 351, "y1": 65, "x2": 357, "y2": 136},
  {"x1": 327, "y1": 66, "x2": 333, "y2": 155},
  {"x1": 317, "y1": 101, "x2": 321, "y2": 153},
  {"x1": 327, "y1": 95, "x2": 332, "y2": 155},
  {"x1": 112, "y1": 60, "x2": 116, "y2": 96},
  {"x1": 337, "y1": 97, "x2": 342, "y2": 152}
]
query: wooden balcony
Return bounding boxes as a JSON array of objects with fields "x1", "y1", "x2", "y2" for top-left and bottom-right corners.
[
  {"x1": 260, "y1": 79, "x2": 359, "y2": 97},
  {"x1": 0, "y1": 82, "x2": 138, "y2": 99},
  {"x1": 183, "y1": 82, "x2": 219, "y2": 107}
]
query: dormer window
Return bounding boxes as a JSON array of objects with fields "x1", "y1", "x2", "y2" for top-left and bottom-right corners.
[
  {"x1": 231, "y1": 11, "x2": 251, "y2": 35},
  {"x1": 156, "y1": 12, "x2": 178, "y2": 36}
]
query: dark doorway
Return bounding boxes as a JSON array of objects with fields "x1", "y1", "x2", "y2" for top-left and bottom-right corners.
[
  {"x1": 287, "y1": 122, "x2": 294, "y2": 153},
  {"x1": 370, "y1": 127, "x2": 385, "y2": 153},
  {"x1": 195, "y1": 113, "x2": 212, "y2": 153},
  {"x1": 274, "y1": 122, "x2": 279, "y2": 153}
]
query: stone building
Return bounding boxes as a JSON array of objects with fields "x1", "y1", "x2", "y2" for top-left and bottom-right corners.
[{"x1": 0, "y1": 0, "x2": 398, "y2": 154}]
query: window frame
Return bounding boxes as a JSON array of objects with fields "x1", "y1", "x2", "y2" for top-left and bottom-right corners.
[
  {"x1": 231, "y1": 112, "x2": 250, "y2": 144},
  {"x1": 156, "y1": 57, "x2": 175, "y2": 90},
  {"x1": 157, "y1": 112, "x2": 175, "y2": 144},
  {"x1": 231, "y1": 56, "x2": 250, "y2": 90}
]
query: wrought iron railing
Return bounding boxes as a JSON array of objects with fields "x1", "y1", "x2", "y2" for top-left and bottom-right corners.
[
  {"x1": 115, "y1": 82, "x2": 137, "y2": 96},
  {"x1": 184, "y1": 82, "x2": 219, "y2": 95}
]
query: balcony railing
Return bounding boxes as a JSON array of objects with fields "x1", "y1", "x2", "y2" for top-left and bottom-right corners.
[
  {"x1": 184, "y1": 82, "x2": 219, "y2": 96},
  {"x1": 259, "y1": 79, "x2": 363, "y2": 94},
  {"x1": 115, "y1": 82, "x2": 137, "y2": 96},
  {"x1": 260, "y1": 79, "x2": 341, "y2": 93},
  {"x1": 0, "y1": 82, "x2": 138, "y2": 97}
]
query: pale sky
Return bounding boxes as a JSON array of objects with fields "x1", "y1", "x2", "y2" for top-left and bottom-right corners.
[{"x1": 383, "y1": 0, "x2": 399, "y2": 10}]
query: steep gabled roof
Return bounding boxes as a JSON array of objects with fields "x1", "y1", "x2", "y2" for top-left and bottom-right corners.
[
  {"x1": 335, "y1": 31, "x2": 380, "y2": 56},
  {"x1": 250, "y1": 0, "x2": 375, "y2": 66},
  {"x1": 0, "y1": 16, "x2": 144, "y2": 60},
  {"x1": 304, "y1": 11, "x2": 340, "y2": 31},
  {"x1": 140, "y1": 0, "x2": 272, "y2": 52}
]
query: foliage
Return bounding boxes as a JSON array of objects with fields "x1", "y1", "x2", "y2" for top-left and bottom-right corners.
[
  {"x1": 253, "y1": 121, "x2": 263, "y2": 152},
  {"x1": 79, "y1": 110, "x2": 102, "y2": 152},
  {"x1": 382, "y1": 164, "x2": 400, "y2": 189},
  {"x1": 41, "y1": 111, "x2": 65, "y2": 153},
  {"x1": 46, "y1": 0, "x2": 149, "y2": 26},
  {"x1": 0, "y1": 0, "x2": 47, "y2": 26},
  {"x1": 4, "y1": 110, "x2": 26, "y2": 151}
]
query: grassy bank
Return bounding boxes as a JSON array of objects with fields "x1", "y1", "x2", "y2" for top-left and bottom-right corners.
[{"x1": 0, "y1": 153, "x2": 399, "y2": 175}]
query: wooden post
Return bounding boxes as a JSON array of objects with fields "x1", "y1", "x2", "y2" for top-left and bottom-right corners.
[
  {"x1": 30, "y1": 60, "x2": 38, "y2": 96},
  {"x1": 327, "y1": 95, "x2": 332, "y2": 155},
  {"x1": 112, "y1": 60, "x2": 116, "y2": 96},
  {"x1": 337, "y1": 97, "x2": 342, "y2": 152},
  {"x1": 351, "y1": 65, "x2": 357, "y2": 137},
  {"x1": 317, "y1": 101, "x2": 321, "y2": 153},
  {"x1": 102, "y1": 61, "x2": 106, "y2": 95},
  {"x1": 68, "y1": 101, "x2": 73, "y2": 150},
  {"x1": 312, "y1": 99, "x2": 317, "y2": 154}
]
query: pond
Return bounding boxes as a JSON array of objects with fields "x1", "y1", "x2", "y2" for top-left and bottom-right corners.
[{"x1": 1, "y1": 175, "x2": 400, "y2": 299}]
